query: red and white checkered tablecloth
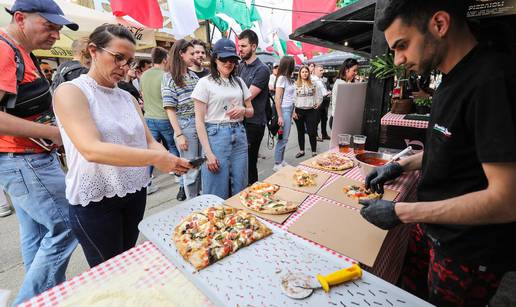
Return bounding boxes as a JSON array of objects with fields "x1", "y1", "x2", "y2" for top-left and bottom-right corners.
[
  {"x1": 19, "y1": 241, "x2": 213, "y2": 307},
  {"x1": 381, "y1": 112, "x2": 429, "y2": 129}
]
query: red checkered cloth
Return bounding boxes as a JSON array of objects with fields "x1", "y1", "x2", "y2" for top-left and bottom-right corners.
[
  {"x1": 19, "y1": 241, "x2": 213, "y2": 307},
  {"x1": 381, "y1": 112, "x2": 429, "y2": 129}
]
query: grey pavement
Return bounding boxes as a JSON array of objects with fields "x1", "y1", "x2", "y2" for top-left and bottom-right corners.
[{"x1": 0, "y1": 127, "x2": 331, "y2": 306}]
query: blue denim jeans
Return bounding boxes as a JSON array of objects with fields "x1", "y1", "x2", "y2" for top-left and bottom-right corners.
[
  {"x1": 201, "y1": 122, "x2": 248, "y2": 199},
  {"x1": 68, "y1": 189, "x2": 146, "y2": 268},
  {"x1": 0, "y1": 152, "x2": 78, "y2": 305},
  {"x1": 274, "y1": 105, "x2": 294, "y2": 164},
  {"x1": 145, "y1": 118, "x2": 182, "y2": 186},
  {"x1": 176, "y1": 117, "x2": 201, "y2": 199}
]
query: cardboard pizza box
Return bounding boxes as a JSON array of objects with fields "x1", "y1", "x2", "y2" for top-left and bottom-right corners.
[
  {"x1": 264, "y1": 165, "x2": 332, "y2": 194},
  {"x1": 317, "y1": 176, "x2": 399, "y2": 209},
  {"x1": 300, "y1": 152, "x2": 355, "y2": 175},
  {"x1": 287, "y1": 199, "x2": 388, "y2": 267},
  {"x1": 224, "y1": 184, "x2": 309, "y2": 224}
]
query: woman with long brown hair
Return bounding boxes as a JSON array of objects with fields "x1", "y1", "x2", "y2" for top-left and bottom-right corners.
[
  {"x1": 161, "y1": 39, "x2": 201, "y2": 199},
  {"x1": 293, "y1": 65, "x2": 321, "y2": 158},
  {"x1": 272, "y1": 56, "x2": 295, "y2": 171},
  {"x1": 329, "y1": 58, "x2": 358, "y2": 128}
]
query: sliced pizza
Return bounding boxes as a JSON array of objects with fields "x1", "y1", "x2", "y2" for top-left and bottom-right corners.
[
  {"x1": 311, "y1": 152, "x2": 354, "y2": 171},
  {"x1": 239, "y1": 182, "x2": 299, "y2": 215},
  {"x1": 343, "y1": 185, "x2": 383, "y2": 201},
  {"x1": 293, "y1": 169, "x2": 317, "y2": 187},
  {"x1": 173, "y1": 206, "x2": 272, "y2": 270}
]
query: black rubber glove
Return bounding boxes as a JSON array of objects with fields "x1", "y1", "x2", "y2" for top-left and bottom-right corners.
[
  {"x1": 359, "y1": 199, "x2": 400, "y2": 230},
  {"x1": 365, "y1": 162, "x2": 404, "y2": 194}
]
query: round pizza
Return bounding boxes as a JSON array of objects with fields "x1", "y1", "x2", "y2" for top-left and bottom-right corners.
[
  {"x1": 173, "y1": 206, "x2": 272, "y2": 270},
  {"x1": 311, "y1": 152, "x2": 354, "y2": 171},
  {"x1": 293, "y1": 169, "x2": 317, "y2": 187},
  {"x1": 343, "y1": 185, "x2": 383, "y2": 201},
  {"x1": 239, "y1": 182, "x2": 299, "y2": 215}
]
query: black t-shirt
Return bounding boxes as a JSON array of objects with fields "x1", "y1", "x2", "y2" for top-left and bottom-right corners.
[
  {"x1": 418, "y1": 44, "x2": 516, "y2": 266},
  {"x1": 189, "y1": 67, "x2": 209, "y2": 79},
  {"x1": 238, "y1": 58, "x2": 270, "y2": 126}
]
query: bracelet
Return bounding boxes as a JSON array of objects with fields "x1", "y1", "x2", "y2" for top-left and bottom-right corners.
[{"x1": 175, "y1": 133, "x2": 183, "y2": 138}]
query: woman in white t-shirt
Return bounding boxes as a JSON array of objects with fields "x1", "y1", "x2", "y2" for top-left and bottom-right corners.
[
  {"x1": 191, "y1": 39, "x2": 254, "y2": 199},
  {"x1": 53, "y1": 24, "x2": 191, "y2": 267},
  {"x1": 329, "y1": 58, "x2": 358, "y2": 128},
  {"x1": 293, "y1": 65, "x2": 321, "y2": 158},
  {"x1": 272, "y1": 56, "x2": 296, "y2": 171}
]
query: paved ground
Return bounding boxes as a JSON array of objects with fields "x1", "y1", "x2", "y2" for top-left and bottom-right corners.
[{"x1": 0, "y1": 128, "x2": 331, "y2": 306}]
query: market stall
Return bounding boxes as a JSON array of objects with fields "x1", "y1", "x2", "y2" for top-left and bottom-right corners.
[{"x1": 20, "y1": 149, "x2": 428, "y2": 306}]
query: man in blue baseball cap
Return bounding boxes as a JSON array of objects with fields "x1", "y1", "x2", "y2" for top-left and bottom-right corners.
[{"x1": 0, "y1": 0, "x2": 78, "y2": 304}]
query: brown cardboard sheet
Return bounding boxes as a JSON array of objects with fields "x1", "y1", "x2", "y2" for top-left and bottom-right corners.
[
  {"x1": 317, "y1": 176, "x2": 399, "y2": 209},
  {"x1": 288, "y1": 199, "x2": 387, "y2": 266},
  {"x1": 224, "y1": 184, "x2": 309, "y2": 224},
  {"x1": 264, "y1": 165, "x2": 332, "y2": 194},
  {"x1": 300, "y1": 153, "x2": 355, "y2": 175}
]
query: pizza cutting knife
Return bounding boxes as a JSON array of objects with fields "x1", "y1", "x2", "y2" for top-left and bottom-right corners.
[{"x1": 280, "y1": 264, "x2": 362, "y2": 299}]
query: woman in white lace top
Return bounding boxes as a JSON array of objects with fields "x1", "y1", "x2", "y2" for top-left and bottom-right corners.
[{"x1": 53, "y1": 24, "x2": 191, "y2": 267}]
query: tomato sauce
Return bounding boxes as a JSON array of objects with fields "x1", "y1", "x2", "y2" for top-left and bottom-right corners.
[{"x1": 362, "y1": 157, "x2": 388, "y2": 166}]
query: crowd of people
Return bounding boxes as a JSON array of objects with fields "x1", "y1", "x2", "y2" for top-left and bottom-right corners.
[{"x1": 1, "y1": 0, "x2": 515, "y2": 306}]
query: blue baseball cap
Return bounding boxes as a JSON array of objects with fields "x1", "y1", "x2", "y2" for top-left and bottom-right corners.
[
  {"x1": 212, "y1": 38, "x2": 240, "y2": 60},
  {"x1": 6, "y1": 0, "x2": 79, "y2": 31}
]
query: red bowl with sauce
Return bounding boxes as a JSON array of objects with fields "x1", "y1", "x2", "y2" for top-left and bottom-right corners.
[{"x1": 355, "y1": 152, "x2": 392, "y2": 178}]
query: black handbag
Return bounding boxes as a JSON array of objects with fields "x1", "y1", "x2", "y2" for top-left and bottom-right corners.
[{"x1": 266, "y1": 92, "x2": 280, "y2": 136}]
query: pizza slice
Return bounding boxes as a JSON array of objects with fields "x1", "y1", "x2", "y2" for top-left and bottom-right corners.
[
  {"x1": 292, "y1": 169, "x2": 317, "y2": 187},
  {"x1": 173, "y1": 206, "x2": 272, "y2": 270},
  {"x1": 343, "y1": 185, "x2": 383, "y2": 201},
  {"x1": 311, "y1": 152, "x2": 354, "y2": 171},
  {"x1": 239, "y1": 190, "x2": 299, "y2": 215}
]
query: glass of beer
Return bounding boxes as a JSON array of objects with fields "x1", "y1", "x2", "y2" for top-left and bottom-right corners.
[
  {"x1": 353, "y1": 135, "x2": 367, "y2": 154},
  {"x1": 338, "y1": 134, "x2": 351, "y2": 153}
]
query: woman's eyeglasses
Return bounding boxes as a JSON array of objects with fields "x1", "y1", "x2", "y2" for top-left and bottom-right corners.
[{"x1": 99, "y1": 47, "x2": 134, "y2": 68}]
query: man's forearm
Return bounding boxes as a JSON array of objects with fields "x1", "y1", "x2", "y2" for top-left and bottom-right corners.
[
  {"x1": 0, "y1": 111, "x2": 57, "y2": 139},
  {"x1": 396, "y1": 188, "x2": 516, "y2": 225},
  {"x1": 398, "y1": 152, "x2": 423, "y2": 171}
]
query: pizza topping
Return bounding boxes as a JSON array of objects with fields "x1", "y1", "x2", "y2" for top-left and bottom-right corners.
[
  {"x1": 343, "y1": 185, "x2": 383, "y2": 201},
  {"x1": 293, "y1": 169, "x2": 318, "y2": 187}
]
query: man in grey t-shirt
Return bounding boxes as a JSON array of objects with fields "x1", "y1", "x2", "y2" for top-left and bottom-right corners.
[{"x1": 237, "y1": 30, "x2": 270, "y2": 185}]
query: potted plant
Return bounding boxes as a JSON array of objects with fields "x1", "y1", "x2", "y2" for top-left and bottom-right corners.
[
  {"x1": 369, "y1": 53, "x2": 414, "y2": 114},
  {"x1": 414, "y1": 97, "x2": 432, "y2": 114}
]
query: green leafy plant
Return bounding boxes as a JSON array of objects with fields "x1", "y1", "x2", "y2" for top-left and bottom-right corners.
[
  {"x1": 369, "y1": 53, "x2": 410, "y2": 99},
  {"x1": 414, "y1": 97, "x2": 432, "y2": 107}
]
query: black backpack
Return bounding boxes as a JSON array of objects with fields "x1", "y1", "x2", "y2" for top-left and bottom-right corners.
[
  {"x1": 51, "y1": 61, "x2": 88, "y2": 93},
  {"x1": 0, "y1": 35, "x2": 52, "y2": 118}
]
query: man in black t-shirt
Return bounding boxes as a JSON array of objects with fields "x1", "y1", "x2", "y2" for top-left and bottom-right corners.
[
  {"x1": 237, "y1": 30, "x2": 270, "y2": 185},
  {"x1": 360, "y1": 1, "x2": 516, "y2": 306}
]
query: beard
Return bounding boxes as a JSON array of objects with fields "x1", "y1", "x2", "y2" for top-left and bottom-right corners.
[
  {"x1": 417, "y1": 32, "x2": 445, "y2": 76},
  {"x1": 240, "y1": 50, "x2": 252, "y2": 61}
]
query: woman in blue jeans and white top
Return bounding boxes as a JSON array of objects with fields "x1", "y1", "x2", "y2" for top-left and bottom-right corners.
[
  {"x1": 162, "y1": 39, "x2": 201, "y2": 199},
  {"x1": 53, "y1": 24, "x2": 191, "y2": 267},
  {"x1": 191, "y1": 38, "x2": 254, "y2": 199},
  {"x1": 272, "y1": 56, "x2": 296, "y2": 171},
  {"x1": 293, "y1": 65, "x2": 322, "y2": 158}
]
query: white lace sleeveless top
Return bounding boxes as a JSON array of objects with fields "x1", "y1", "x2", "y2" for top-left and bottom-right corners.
[{"x1": 55, "y1": 74, "x2": 150, "y2": 206}]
